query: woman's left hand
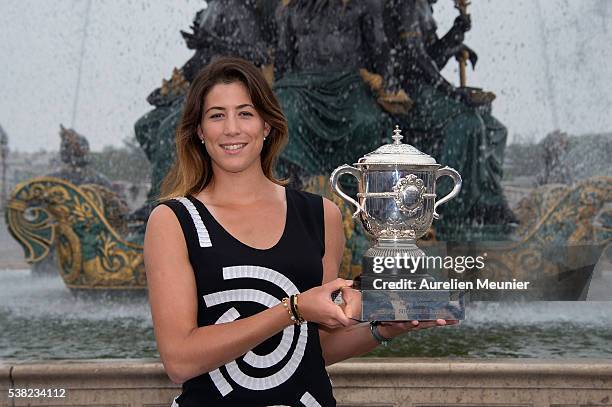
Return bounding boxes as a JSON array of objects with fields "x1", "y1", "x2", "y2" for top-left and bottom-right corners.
[
  {"x1": 337, "y1": 287, "x2": 362, "y2": 322},
  {"x1": 378, "y1": 319, "x2": 459, "y2": 339}
]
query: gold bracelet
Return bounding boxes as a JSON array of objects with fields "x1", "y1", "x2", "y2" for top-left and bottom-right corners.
[
  {"x1": 289, "y1": 294, "x2": 303, "y2": 325},
  {"x1": 281, "y1": 297, "x2": 297, "y2": 324},
  {"x1": 293, "y1": 294, "x2": 305, "y2": 324}
]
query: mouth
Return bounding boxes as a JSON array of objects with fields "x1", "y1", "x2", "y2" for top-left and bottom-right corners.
[{"x1": 220, "y1": 143, "x2": 248, "y2": 153}]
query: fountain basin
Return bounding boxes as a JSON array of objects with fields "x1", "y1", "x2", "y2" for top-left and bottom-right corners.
[
  {"x1": 2, "y1": 358, "x2": 612, "y2": 406},
  {"x1": 2, "y1": 268, "x2": 612, "y2": 360}
]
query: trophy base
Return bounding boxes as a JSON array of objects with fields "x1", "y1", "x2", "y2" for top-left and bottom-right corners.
[
  {"x1": 361, "y1": 289, "x2": 464, "y2": 321},
  {"x1": 359, "y1": 240, "x2": 466, "y2": 321}
]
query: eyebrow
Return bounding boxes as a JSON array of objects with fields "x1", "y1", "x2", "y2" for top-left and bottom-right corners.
[{"x1": 204, "y1": 104, "x2": 255, "y2": 114}]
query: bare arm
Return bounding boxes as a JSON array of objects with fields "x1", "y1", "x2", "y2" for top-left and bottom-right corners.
[
  {"x1": 318, "y1": 198, "x2": 382, "y2": 366},
  {"x1": 144, "y1": 205, "x2": 294, "y2": 384}
]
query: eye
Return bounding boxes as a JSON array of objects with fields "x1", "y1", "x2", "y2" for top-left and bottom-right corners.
[
  {"x1": 239, "y1": 110, "x2": 254, "y2": 117},
  {"x1": 209, "y1": 113, "x2": 223, "y2": 119}
]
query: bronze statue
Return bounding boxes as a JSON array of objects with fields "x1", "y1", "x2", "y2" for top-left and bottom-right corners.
[
  {"x1": 385, "y1": 0, "x2": 517, "y2": 240},
  {"x1": 178, "y1": 0, "x2": 271, "y2": 83},
  {"x1": 49, "y1": 125, "x2": 129, "y2": 231},
  {"x1": 273, "y1": 0, "x2": 408, "y2": 189}
]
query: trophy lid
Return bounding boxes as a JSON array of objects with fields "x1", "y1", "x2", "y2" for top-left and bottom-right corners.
[{"x1": 357, "y1": 125, "x2": 438, "y2": 165}]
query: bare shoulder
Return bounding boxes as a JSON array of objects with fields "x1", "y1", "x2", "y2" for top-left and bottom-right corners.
[
  {"x1": 322, "y1": 197, "x2": 343, "y2": 244},
  {"x1": 322, "y1": 197, "x2": 342, "y2": 224},
  {"x1": 147, "y1": 203, "x2": 178, "y2": 226},
  {"x1": 144, "y1": 204, "x2": 188, "y2": 264}
]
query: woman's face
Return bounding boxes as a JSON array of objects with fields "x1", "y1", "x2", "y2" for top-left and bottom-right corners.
[{"x1": 198, "y1": 81, "x2": 270, "y2": 176}]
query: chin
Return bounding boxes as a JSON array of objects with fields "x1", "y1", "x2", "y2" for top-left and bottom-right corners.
[{"x1": 212, "y1": 157, "x2": 261, "y2": 174}]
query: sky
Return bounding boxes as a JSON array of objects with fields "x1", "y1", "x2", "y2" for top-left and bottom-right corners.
[{"x1": 0, "y1": 0, "x2": 611, "y2": 153}]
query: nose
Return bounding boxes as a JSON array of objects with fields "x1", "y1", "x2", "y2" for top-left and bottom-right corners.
[{"x1": 223, "y1": 112, "x2": 240, "y2": 136}]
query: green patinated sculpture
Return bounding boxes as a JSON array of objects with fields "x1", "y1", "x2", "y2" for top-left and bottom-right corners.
[
  {"x1": 398, "y1": 85, "x2": 511, "y2": 240},
  {"x1": 385, "y1": 0, "x2": 517, "y2": 241},
  {"x1": 274, "y1": 71, "x2": 392, "y2": 189},
  {"x1": 272, "y1": 1, "x2": 411, "y2": 275},
  {"x1": 6, "y1": 177, "x2": 145, "y2": 289},
  {"x1": 273, "y1": 1, "x2": 400, "y2": 190},
  {"x1": 21, "y1": 126, "x2": 131, "y2": 272}
]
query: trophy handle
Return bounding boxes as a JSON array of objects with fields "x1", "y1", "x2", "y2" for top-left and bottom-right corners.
[
  {"x1": 433, "y1": 166, "x2": 462, "y2": 220},
  {"x1": 329, "y1": 165, "x2": 363, "y2": 218}
]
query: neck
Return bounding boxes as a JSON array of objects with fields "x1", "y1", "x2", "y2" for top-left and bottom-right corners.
[{"x1": 202, "y1": 161, "x2": 278, "y2": 205}]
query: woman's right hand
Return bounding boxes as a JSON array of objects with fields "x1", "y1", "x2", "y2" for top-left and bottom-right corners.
[
  {"x1": 378, "y1": 319, "x2": 460, "y2": 340},
  {"x1": 298, "y1": 278, "x2": 354, "y2": 328}
]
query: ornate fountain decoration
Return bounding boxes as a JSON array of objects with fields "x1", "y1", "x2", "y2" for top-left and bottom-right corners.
[
  {"x1": 6, "y1": 177, "x2": 145, "y2": 290},
  {"x1": 4, "y1": 3, "x2": 610, "y2": 295}
]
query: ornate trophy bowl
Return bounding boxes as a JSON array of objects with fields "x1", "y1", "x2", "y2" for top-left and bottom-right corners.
[{"x1": 330, "y1": 125, "x2": 465, "y2": 321}]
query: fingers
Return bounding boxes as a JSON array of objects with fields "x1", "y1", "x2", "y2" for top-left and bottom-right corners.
[
  {"x1": 338, "y1": 288, "x2": 361, "y2": 320},
  {"x1": 340, "y1": 302, "x2": 353, "y2": 321},
  {"x1": 340, "y1": 287, "x2": 361, "y2": 303},
  {"x1": 336, "y1": 310, "x2": 352, "y2": 327},
  {"x1": 323, "y1": 306, "x2": 352, "y2": 328},
  {"x1": 326, "y1": 278, "x2": 353, "y2": 292},
  {"x1": 381, "y1": 318, "x2": 460, "y2": 333},
  {"x1": 418, "y1": 319, "x2": 449, "y2": 328},
  {"x1": 303, "y1": 280, "x2": 355, "y2": 327},
  {"x1": 412, "y1": 321, "x2": 437, "y2": 330}
]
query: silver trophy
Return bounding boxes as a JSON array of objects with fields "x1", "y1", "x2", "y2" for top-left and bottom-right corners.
[{"x1": 330, "y1": 125, "x2": 465, "y2": 321}]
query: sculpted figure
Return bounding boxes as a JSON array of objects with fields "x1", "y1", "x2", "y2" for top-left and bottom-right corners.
[
  {"x1": 385, "y1": 0, "x2": 517, "y2": 239},
  {"x1": 537, "y1": 130, "x2": 571, "y2": 185},
  {"x1": 273, "y1": 0, "x2": 407, "y2": 189},
  {"x1": 179, "y1": 0, "x2": 271, "y2": 83},
  {"x1": 50, "y1": 125, "x2": 114, "y2": 188}
]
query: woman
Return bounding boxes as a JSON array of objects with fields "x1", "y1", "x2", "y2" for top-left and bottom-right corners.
[{"x1": 144, "y1": 56, "x2": 455, "y2": 407}]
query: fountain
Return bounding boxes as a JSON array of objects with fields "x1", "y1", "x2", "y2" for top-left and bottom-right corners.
[
  {"x1": 2, "y1": 1, "x2": 608, "y2": 295},
  {"x1": 1, "y1": 1, "x2": 612, "y2": 405},
  {"x1": 2, "y1": 0, "x2": 610, "y2": 324}
]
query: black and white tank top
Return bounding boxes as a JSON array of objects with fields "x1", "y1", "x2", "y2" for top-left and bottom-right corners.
[{"x1": 160, "y1": 188, "x2": 336, "y2": 407}]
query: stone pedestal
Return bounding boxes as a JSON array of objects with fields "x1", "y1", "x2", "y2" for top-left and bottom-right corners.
[{"x1": 1, "y1": 358, "x2": 611, "y2": 407}]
